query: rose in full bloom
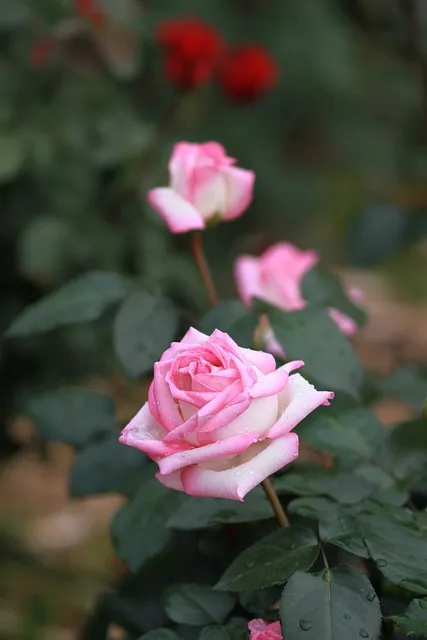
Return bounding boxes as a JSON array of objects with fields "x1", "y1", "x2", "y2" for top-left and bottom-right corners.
[
  {"x1": 119, "y1": 328, "x2": 333, "y2": 501},
  {"x1": 156, "y1": 18, "x2": 223, "y2": 90},
  {"x1": 220, "y1": 45, "x2": 279, "y2": 102},
  {"x1": 235, "y1": 242, "x2": 362, "y2": 357},
  {"x1": 148, "y1": 142, "x2": 255, "y2": 234},
  {"x1": 249, "y1": 619, "x2": 283, "y2": 640}
]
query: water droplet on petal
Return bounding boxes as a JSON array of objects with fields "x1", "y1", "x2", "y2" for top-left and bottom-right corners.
[
  {"x1": 299, "y1": 619, "x2": 312, "y2": 631},
  {"x1": 359, "y1": 629, "x2": 369, "y2": 638}
]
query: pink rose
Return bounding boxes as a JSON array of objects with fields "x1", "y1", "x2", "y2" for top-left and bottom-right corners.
[
  {"x1": 148, "y1": 142, "x2": 255, "y2": 234},
  {"x1": 249, "y1": 619, "x2": 283, "y2": 640},
  {"x1": 119, "y1": 328, "x2": 333, "y2": 501},
  {"x1": 235, "y1": 243, "x2": 362, "y2": 358}
]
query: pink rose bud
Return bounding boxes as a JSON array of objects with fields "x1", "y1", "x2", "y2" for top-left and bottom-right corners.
[
  {"x1": 234, "y1": 243, "x2": 361, "y2": 358},
  {"x1": 147, "y1": 142, "x2": 255, "y2": 234},
  {"x1": 249, "y1": 619, "x2": 283, "y2": 640},
  {"x1": 119, "y1": 328, "x2": 333, "y2": 501}
]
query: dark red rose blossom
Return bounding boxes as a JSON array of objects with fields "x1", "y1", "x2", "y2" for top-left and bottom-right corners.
[
  {"x1": 220, "y1": 45, "x2": 279, "y2": 102},
  {"x1": 156, "y1": 17, "x2": 223, "y2": 90},
  {"x1": 29, "y1": 37, "x2": 57, "y2": 68},
  {"x1": 75, "y1": 0, "x2": 107, "y2": 27}
]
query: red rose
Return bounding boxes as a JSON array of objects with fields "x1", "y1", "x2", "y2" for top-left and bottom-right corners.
[
  {"x1": 29, "y1": 37, "x2": 57, "y2": 68},
  {"x1": 220, "y1": 45, "x2": 279, "y2": 102},
  {"x1": 156, "y1": 17, "x2": 223, "y2": 90},
  {"x1": 75, "y1": 0, "x2": 107, "y2": 28}
]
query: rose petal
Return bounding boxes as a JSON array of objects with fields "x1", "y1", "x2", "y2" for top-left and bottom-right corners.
[
  {"x1": 234, "y1": 255, "x2": 262, "y2": 307},
  {"x1": 180, "y1": 327, "x2": 209, "y2": 346},
  {"x1": 249, "y1": 620, "x2": 282, "y2": 640},
  {"x1": 328, "y1": 308, "x2": 358, "y2": 336},
  {"x1": 164, "y1": 381, "x2": 250, "y2": 441},
  {"x1": 200, "y1": 395, "x2": 279, "y2": 443},
  {"x1": 222, "y1": 166, "x2": 255, "y2": 220},
  {"x1": 147, "y1": 187, "x2": 205, "y2": 233},
  {"x1": 157, "y1": 433, "x2": 256, "y2": 475},
  {"x1": 152, "y1": 360, "x2": 184, "y2": 431},
  {"x1": 240, "y1": 346, "x2": 277, "y2": 374},
  {"x1": 191, "y1": 167, "x2": 228, "y2": 218},
  {"x1": 155, "y1": 469, "x2": 184, "y2": 491},
  {"x1": 181, "y1": 433, "x2": 299, "y2": 500},
  {"x1": 169, "y1": 142, "x2": 199, "y2": 200},
  {"x1": 119, "y1": 403, "x2": 189, "y2": 458},
  {"x1": 267, "y1": 373, "x2": 334, "y2": 439},
  {"x1": 263, "y1": 325, "x2": 286, "y2": 359}
]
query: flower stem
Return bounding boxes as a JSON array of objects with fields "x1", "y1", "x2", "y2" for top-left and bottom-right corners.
[
  {"x1": 190, "y1": 232, "x2": 290, "y2": 530},
  {"x1": 261, "y1": 478, "x2": 290, "y2": 528},
  {"x1": 191, "y1": 232, "x2": 219, "y2": 307}
]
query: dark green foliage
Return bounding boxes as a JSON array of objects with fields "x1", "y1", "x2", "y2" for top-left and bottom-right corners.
[
  {"x1": 3, "y1": 1, "x2": 427, "y2": 638},
  {"x1": 216, "y1": 526, "x2": 319, "y2": 591},
  {"x1": 260, "y1": 303, "x2": 363, "y2": 396},
  {"x1": 280, "y1": 567, "x2": 381, "y2": 640},
  {"x1": 163, "y1": 584, "x2": 236, "y2": 625}
]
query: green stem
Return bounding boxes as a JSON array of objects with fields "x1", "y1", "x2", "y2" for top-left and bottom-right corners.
[{"x1": 191, "y1": 232, "x2": 219, "y2": 307}]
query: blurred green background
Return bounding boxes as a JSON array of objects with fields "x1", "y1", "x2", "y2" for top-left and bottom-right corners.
[{"x1": 1, "y1": 0, "x2": 427, "y2": 637}]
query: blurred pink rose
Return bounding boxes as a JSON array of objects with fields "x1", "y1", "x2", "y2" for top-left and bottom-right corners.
[
  {"x1": 119, "y1": 328, "x2": 333, "y2": 501},
  {"x1": 235, "y1": 243, "x2": 362, "y2": 357},
  {"x1": 148, "y1": 142, "x2": 255, "y2": 234},
  {"x1": 249, "y1": 619, "x2": 283, "y2": 640}
]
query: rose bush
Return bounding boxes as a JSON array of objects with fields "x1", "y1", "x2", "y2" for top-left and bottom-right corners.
[
  {"x1": 119, "y1": 327, "x2": 333, "y2": 500},
  {"x1": 148, "y1": 142, "x2": 255, "y2": 233},
  {"x1": 235, "y1": 242, "x2": 362, "y2": 356}
]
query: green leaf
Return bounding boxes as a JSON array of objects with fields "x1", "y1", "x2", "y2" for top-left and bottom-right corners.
[
  {"x1": 301, "y1": 264, "x2": 366, "y2": 326},
  {"x1": 380, "y1": 418, "x2": 427, "y2": 486},
  {"x1": 199, "y1": 301, "x2": 258, "y2": 348},
  {"x1": 111, "y1": 472, "x2": 183, "y2": 572},
  {"x1": 138, "y1": 630, "x2": 181, "y2": 640},
  {"x1": 25, "y1": 388, "x2": 115, "y2": 446},
  {"x1": 69, "y1": 434, "x2": 146, "y2": 497},
  {"x1": 0, "y1": 131, "x2": 25, "y2": 181},
  {"x1": 163, "y1": 584, "x2": 236, "y2": 626},
  {"x1": 113, "y1": 291, "x2": 178, "y2": 377},
  {"x1": 167, "y1": 490, "x2": 273, "y2": 529},
  {"x1": 280, "y1": 566, "x2": 381, "y2": 640},
  {"x1": 238, "y1": 588, "x2": 283, "y2": 616},
  {"x1": 216, "y1": 526, "x2": 319, "y2": 592},
  {"x1": 199, "y1": 619, "x2": 248, "y2": 640},
  {"x1": 391, "y1": 598, "x2": 427, "y2": 637},
  {"x1": 260, "y1": 303, "x2": 363, "y2": 396},
  {"x1": 6, "y1": 271, "x2": 131, "y2": 337},
  {"x1": 359, "y1": 508, "x2": 427, "y2": 594},
  {"x1": 298, "y1": 405, "x2": 385, "y2": 460},
  {"x1": 373, "y1": 365, "x2": 427, "y2": 410},
  {"x1": 287, "y1": 497, "x2": 368, "y2": 559},
  {"x1": 273, "y1": 467, "x2": 373, "y2": 505}
]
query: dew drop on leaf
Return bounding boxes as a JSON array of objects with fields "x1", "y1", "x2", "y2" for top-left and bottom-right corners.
[
  {"x1": 299, "y1": 619, "x2": 312, "y2": 631},
  {"x1": 244, "y1": 559, "x2": 255, "y2": 568},
  {"x1": 419, "y1": 600, "x2": 427, "y2": 610},
  {"x1": 366, "y1": 591, "x2": 376, "y2": 602},
  {"x1": 343, "y1": 613, "x2": 351, "y2": 620},
  {"x1": 359, "y1": 629, "x2": 369, "y2": 638},
  {"x1": 376, "y1": 559, "x2": 387, "y2": 567}
]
